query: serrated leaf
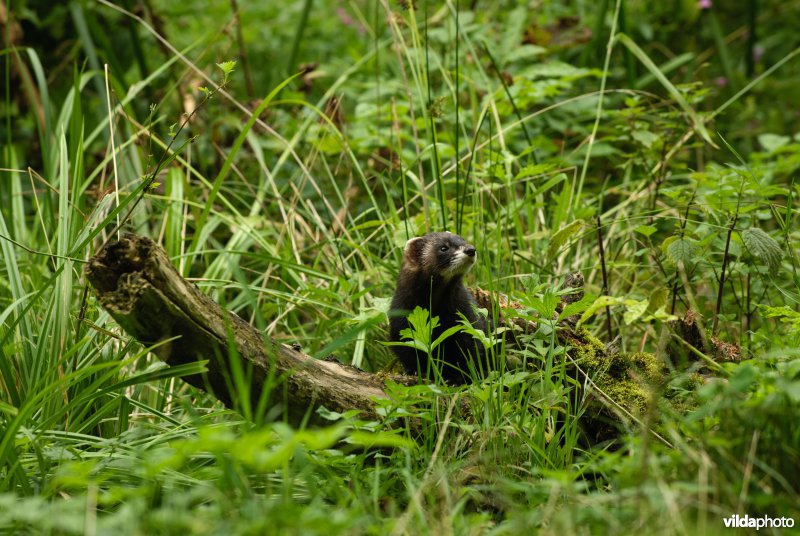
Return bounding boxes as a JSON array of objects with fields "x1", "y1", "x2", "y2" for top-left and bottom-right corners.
[
  {"x1": 513, "y1": 163, "x2": 554, "y2": 180},
  {"x1": 666, "y1": 238, "x2": 696, "y2": 265},
  {"x1": 742, "y1": 227, "x2": 783, "y2": 275},
  {"x1": 216, "y1": 60, "x2": 237, "y2": 83},
  {"x1": 557, "y1": 293, "x2": 597, "y2": 321},
  {"x1": 547, "y1": 219, "x2": 584, "y2": 259},
  {"x1": 758, "y1": 304, "x2": 800, "y2": 327}
]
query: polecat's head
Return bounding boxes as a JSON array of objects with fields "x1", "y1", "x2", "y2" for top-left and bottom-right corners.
[{"x1": 403, "y1": 232, "x2": 477, "y2": 282}]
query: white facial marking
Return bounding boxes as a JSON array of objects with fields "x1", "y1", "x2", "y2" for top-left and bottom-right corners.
[{"x1": 439, "y1": 245, "x2": 475, "y2": 282}]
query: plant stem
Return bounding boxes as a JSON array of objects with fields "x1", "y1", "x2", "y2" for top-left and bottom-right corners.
[
  {"x1": 597, "y1": 215, "x2": 613, "y2": 340},
  {"x1": 287, "y1": 0, "x2": 314, "y2": 75},
  {"x1": 231, "y1": 0, "x2": 256, "y2": 99},
  {"x1": 713, "y1": 213, "x2": 738, "y2": 336}
]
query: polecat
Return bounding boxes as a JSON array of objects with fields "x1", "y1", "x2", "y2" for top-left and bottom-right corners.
[{"x1": 389, "y1": 232, "x2": 488, "y2": 384}]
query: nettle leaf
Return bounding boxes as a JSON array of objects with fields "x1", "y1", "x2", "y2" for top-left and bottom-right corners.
[
  {"x1": 547, "y1": 219, "x2": 585, "y2": 259},
  {"x1": 557, "y1": 293, "x2": 597, "y2": 322},
  {"x1": 666, "y1": 238, "x2": 696, "y2": 265},
  {"x1": 385, "y1": 307, "x2": 439, "y2": 352},
  {"x1": 742, "y1": 227, "x2": 783, "y2": 275},
  {"x1": 408, "y1": 306, "x2": 438, "y2": 334}
]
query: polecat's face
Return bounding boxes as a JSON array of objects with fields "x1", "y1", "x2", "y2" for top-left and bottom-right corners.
[{"x1": 404, "y1": 232, "x2": 477, "y2": 281}]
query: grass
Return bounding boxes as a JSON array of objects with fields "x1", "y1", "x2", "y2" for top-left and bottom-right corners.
[{"x1": 1, "y1": 0, "x2": 800, "y2": 534}]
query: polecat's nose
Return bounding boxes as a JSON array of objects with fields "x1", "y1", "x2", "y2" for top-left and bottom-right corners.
[{"x1": 464, "y1": 246, "x2": 476, "y2": 257}]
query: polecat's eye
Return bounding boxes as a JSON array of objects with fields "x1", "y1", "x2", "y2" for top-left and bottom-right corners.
[{"x1": 440, "y1": 245, "x2": 449, "y2": 252}]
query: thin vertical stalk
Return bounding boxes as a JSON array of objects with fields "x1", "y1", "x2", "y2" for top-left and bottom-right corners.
[
  {"x1": 713, "y1": 213, "x2": 738, "y2": 336},
  {"x1": 423, "y1": 0, "x2": 446, "y2": 230},
  {"x1": 670, "y1": 191, "x2": 695, "y2": 315},
  {"x1": 745, "y1": 272, "x2": 751, "y2": 348},
  {"x1": 712, "y1": 139, "x2": 748, "y2": 335},
  {"x1": 618, "y1": 0, "x2": 636, "y2": 88},
  {"x1": 287, "y1": 0, "x2": 314, "y2": 75},
  {"x1": 574, "y1": 0, "x2": 622, "y2": 218},
  {"x1": 746, "y1": 0, "x2": 758, "y2": 77},
  {"x1": 596, "y1": 215, "x2": 613, "y2": 340},
  {"x1": 454, "y1": 0, "x2": 460, "y2": 234},
  {"x1": 231, "y1": 0, "x2": 256, "y2": 98}
]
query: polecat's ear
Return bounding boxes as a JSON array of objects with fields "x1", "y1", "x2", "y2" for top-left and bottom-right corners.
[{"x1": 403, "y1": 237, "x2": 426, "y2": 266}]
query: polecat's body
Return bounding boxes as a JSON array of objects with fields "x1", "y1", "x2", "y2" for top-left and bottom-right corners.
[{"x1": 389, "y1": 232, "x2": 488, "y2": 384}]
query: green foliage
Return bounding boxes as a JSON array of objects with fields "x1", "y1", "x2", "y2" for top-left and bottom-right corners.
[
  {"x1": 2, "y1": 0, "x2": 800, "y2": 533},
  {"x1": 742, "y1": 226, "x2": 783, "y2": 275},
  {"x1": 665, "y1": 237, "x2": 697, "y2": 266}
]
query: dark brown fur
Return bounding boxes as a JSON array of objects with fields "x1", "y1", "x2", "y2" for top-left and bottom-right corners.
[{"x1": 389, "y1": 232, "x2": 488, "y2": 384}]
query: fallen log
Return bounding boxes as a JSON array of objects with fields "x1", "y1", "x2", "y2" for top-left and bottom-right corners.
[
  {"x1": 85, "y1": 233, "x2": 628, "y2": 430},
  {"x1": 85, "y1": 233, "x2": 417, "y2": 427}
]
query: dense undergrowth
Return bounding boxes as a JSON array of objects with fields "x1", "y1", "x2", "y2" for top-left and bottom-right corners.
[{"x1": 2, "y1": 0, "x2": 800, "y2": 534}]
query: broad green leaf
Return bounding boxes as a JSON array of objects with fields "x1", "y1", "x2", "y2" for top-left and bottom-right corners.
[
  {"x1": 666, "y1": 238, "x2": 696, "y2": 265},
  {"x1": 431, "y1": 324, "x2": 466, "y2": 350},
  {"x1": 530, "y1": 290, "x2": 560, "y2": 318},
  {"x1": 742, "y1": 227, "x2": 783, "y2": 275},
  {"x1": 558, "y1": 294, "x2": 597, "y2": 321}
]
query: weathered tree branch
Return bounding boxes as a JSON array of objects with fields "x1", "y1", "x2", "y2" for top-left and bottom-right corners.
[
  {"x1": 85, "y1": 233, "x2": 416, "y2": 427},
  {"x1": 85, "y1": 234, "x2": 608, "y2": 428}
]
